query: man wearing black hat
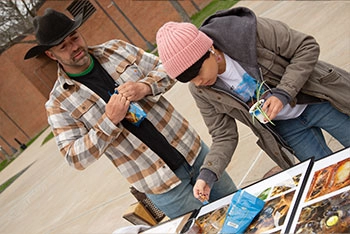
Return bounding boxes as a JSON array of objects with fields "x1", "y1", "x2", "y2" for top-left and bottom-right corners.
[{"x1": 24, "y1": 8, "x2": 236, "y2": 219}]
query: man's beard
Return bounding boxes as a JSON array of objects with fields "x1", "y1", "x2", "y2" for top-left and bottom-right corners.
[{"x1": 71, "y1": 48, "x2": 88, "y2": 64}]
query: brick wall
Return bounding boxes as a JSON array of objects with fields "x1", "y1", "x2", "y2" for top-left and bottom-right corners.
[{"x1": 0, "y1": 0, "x2": 211, "y2": 156}]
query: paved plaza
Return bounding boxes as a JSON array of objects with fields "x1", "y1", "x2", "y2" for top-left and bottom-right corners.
[{"x1": 0, "y1": 1, "x2": 348, "y2": 233}]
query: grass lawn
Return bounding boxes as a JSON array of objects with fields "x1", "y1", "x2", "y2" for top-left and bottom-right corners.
[
  {"x1": 0, "y1": 127, "x2": 51, "y2": 193},
  {"x1": 0, "y1": 159, "x2": 14, "y2": 172},
  {"x1": 0, "y1": 164, "x2": 32, "y2": 193},
  {"x1": 191, "y1": 0, "x2": 238, "y2": 27}
]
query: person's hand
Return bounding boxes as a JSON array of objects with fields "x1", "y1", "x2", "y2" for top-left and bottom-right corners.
[
  {"x1": 105, "y1": 93, "x2": 130, "y2": 124},
  {"x1": 117, "y1": 81, "x2": 152, "y2": 102},
  {"x1": 193, "y1": 179, "x2": 211, "y2": 203},
  {"x1": 262, "y1": 96, "x2": 283, "y2": 120}
]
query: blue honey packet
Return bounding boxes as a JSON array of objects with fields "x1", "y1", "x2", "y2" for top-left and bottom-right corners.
[
  {"x1": 125, "y1": 102, "x2": 147, "y2": 127},
  {"x1": 108, "y1": 89, "x2": 146, "y2": 127},
  {"x1": 220, "y1": 190, "x2": 265, "y2": 234}
]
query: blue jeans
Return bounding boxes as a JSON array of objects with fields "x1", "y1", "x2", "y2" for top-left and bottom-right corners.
[
  {"x1": 273, "y1": 102, "x2": 350, "y2": 161},
  {"x1": 146, "y1": 142, "x2": 237, "y2": 219}
]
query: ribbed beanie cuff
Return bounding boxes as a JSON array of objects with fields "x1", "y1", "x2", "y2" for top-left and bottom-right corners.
[{"x1": 156, "y1": 22, "x2": 213, "y2": 79}]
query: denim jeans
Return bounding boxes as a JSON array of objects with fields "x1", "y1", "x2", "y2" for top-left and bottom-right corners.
[
  {"x1": 273, "y1": 102, "x2": 350, "y2": 161},
  {"x1": 146, "y1": 142, "x2": 237, "y2": 219}
]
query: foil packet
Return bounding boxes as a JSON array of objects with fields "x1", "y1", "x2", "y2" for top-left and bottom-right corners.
[{"x1": 220, "y1": 190, "x2": 265, "y2": 234}]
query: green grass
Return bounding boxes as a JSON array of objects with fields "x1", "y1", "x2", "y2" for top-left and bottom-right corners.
[
  {"x1": 191, "y1": 0, "x2": 239, "y2": 27},
  {"x1": 0, "y1": 159, "x2": 14, "y2": 172},
  {"x1": 25, "y1": 126, "x2": 50, "y2": 147},
  {"x1": 152, "y1": 0, "x2": 239, "y2": 55},
  {"x1": 0, "y1": 164, "x2": 32, "y2": 193},
  {"x1": 0, "y1": 174, "x2": 21, "y2": 193},
  {"x1": 0, "y1": 127, "x2": 52, "y2": 193},
  {"x1": 41, "y1": 131, "x2": 54, "y2": 146}
]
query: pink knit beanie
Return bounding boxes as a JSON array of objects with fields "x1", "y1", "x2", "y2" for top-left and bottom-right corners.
[{"x1": 156, "y1": 21, "x2": 213, "y2": 79}]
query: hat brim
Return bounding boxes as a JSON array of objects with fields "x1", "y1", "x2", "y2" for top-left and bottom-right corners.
[{"x1": 24, "y1": 14, "x2": 83, "y2": 60}]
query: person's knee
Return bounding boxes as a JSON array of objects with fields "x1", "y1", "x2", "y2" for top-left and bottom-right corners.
[
  {"x1": 147, "y1": 185, "x2": 202, "y2": 219},
  {"x1": 210, "y1": 171, "x2": 236, "y2": 201},
  {"x1": 159, "y1": 195, "x2": 202, "y2": 219}
]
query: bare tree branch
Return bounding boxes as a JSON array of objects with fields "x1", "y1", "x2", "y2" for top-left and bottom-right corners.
[{"x1": 0, "y1": 0, "x2": 44, "y2": 54}]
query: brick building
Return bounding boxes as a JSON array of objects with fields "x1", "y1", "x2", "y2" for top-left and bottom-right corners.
[{"x1": 0, "y1": 0, "x2": 211, "y2": 158}]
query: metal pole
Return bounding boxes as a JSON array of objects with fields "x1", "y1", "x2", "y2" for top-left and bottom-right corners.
[
  {"x1": 0, "y1": 135, "x2": 17, "y2": 154},
  {"x1": 15, "y1": 138, "x2": 27, "y2": 150},
  {"x1": 110, "y1": 0, "x2": 155, "y2": 51},
  {"x1": 190, "y1": 0, "x2": 200, "y2": 12},
  {"x1": 169, "y1": 0, "x2": 191, "y2": 22},
  {"x1": 0, "y1": 106, "x2": 30, "y2": 139},
  {"x1": 0, "y1": 146, "x2": 11, "y2": 160},
  {"x1": 94, "y1": 0, "x2": 135, "y2": 44}
]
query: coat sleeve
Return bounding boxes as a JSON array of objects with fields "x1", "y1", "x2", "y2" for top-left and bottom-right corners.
[
  {"x1": 189, "y1": 84, "x2": 239, "y2": 179},
  {"x1": 256, "y1": 17, "x2": 320, "y2": 100}
]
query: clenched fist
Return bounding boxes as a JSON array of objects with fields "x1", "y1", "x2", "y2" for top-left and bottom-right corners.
[{"x1": 105, "y1": 93, "x2": 130, "y2": 124}]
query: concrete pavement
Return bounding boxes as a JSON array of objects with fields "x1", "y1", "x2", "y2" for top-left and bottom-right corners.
[{"x1": 0, "y1": 1, "x2": 347, "y2": 233}]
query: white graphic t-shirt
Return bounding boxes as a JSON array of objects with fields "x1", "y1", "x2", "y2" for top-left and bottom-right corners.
[{"x1": 218, "y1": 53, "x2": 307, "y2": 120}]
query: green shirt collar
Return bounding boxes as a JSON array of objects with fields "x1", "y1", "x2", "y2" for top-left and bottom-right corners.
[{"x1": 66, "y1": 55, "x2": 94, "y2": 77}]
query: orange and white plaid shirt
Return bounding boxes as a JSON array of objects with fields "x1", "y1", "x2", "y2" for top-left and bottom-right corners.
[{"x1": 46, "y1": 40, "x2": 201, "y2": 194}]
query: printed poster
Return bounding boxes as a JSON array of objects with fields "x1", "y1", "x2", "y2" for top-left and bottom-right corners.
[
  {"x1": 288, "y1": 147, "x2": 350, "y2": 233},
  {"x1": 185, "y1": 159, "x2": 313, "y2": 234},
  {"x1": 144, "y1": 148, "x2": 349, "y2": 234}
]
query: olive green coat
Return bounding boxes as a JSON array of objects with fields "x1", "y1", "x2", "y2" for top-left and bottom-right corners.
[{"x1": 192, "y1": 7, "x2": 349, "y2": 178}]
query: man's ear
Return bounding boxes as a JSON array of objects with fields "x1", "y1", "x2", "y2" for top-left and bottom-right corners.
[{"x1": 45, "y1": 50, "x2": 57, "y2": 61}]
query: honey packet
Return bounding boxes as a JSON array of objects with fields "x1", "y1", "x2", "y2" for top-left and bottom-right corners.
[
  {"x1": 220, "y1": 190, "x2": 265, "y2": 234},
  {"x1": 125, "y1": 102, "x2": 147, "y2": 127},
  {"x1": 108, "y1": 89, "x2": 146, "y2": 127}
]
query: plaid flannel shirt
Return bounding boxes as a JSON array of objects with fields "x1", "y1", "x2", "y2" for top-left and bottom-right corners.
[{"x1": 46, "y1": 40, "x2": 201, "y2": 194}]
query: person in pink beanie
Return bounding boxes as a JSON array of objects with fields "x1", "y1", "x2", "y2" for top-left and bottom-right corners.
[{"x1": 156, "y1": 7, "x2": 350, "y2": 202}]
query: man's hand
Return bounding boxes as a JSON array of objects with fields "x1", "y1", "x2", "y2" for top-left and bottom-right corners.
[
  {"x1": 117, "y1": 81, "x2": 152, "y2": 102},
  {"x1": 262, "y1": 96, "x2": 283, "y2": 120},
  {"x1": 193, "y1": 179, "x2": 211, "y2": 203},
  {"x1": 105, "y1": 94, "x2": 130, "y2": 124}
]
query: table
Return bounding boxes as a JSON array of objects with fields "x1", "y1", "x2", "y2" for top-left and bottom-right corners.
[{"x1": 142, "y1": 147, "x2": 350, "y2": 233}]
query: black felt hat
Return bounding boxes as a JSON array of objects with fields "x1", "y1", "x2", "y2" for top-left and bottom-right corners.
[{"x1": 24, "y1": 8, "x2": 83, "y2": 60}]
